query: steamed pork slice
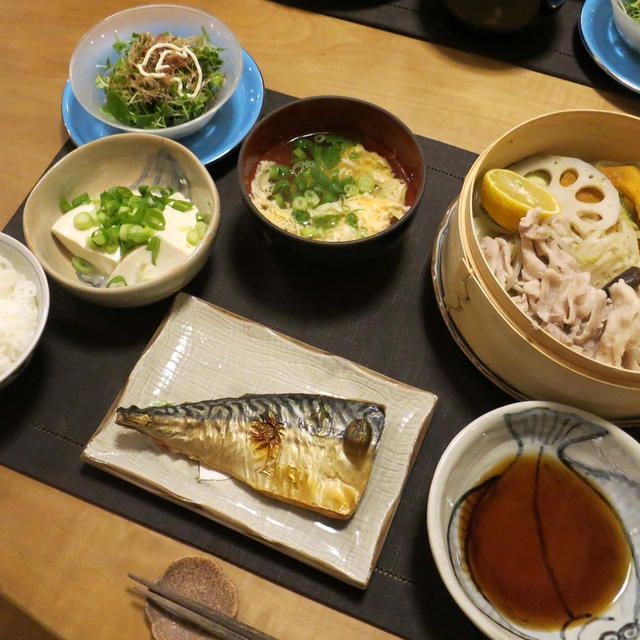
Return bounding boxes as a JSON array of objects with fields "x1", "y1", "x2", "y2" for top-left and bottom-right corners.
[
  {"x1": 115, "y1": 393, "x2": 386, "y2": 519},
  {"x1": 478, "y1": 235, "x2": 520, "y2": 290},
  {"x1": 595, "y1": 280, "x2": 640, "y2": 367},
  {"x1": 480, "y1": 210, "x2": 640, "y2": 367},
  {"x1": 510, "y1": 211, "x2": 612, "y2": 354}
]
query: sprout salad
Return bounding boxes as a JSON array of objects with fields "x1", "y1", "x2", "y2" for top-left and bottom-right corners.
[
  {"x1": 622, "y1": 0, "x2": 640, "y2": 22},
  {"x1": 95, "y1": 29, "x2": 225, "y2": 129}
]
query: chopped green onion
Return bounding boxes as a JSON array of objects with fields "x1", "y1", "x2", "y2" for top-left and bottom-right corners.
[
  {"x1": 269, "y1": 165, "x2": 290, "y2": 180},
  {"x1": 272, "y1": 179, "x2": 290, "y2": 194},
  {"x1": 323, "y1": 147, "x2": 341, "y2": 170},
  {"x1": 269, "y1": 165, "x2": 280, "y2": 181},
  {"x1": 195, "y1": 220, "x2": 208, "y2": 238},
  {"x1": 106, "y1": 275, "x2": 127, "y2": 288},
  {"x1": 169, "y1": 199, "x2": 193, "y2": 212},
  {"x1": 146, "y1": 236, "x2": 160, "y2": 265},
  {"x1": 292, "y1": 147, "x2": 307, "y2": 161},
  {"x1": 126, "y1": 227, "x2": 150, "y2": 246},
  {"x1": 357, "y1": 175, "x2": 375, "y2": 193},
  {"x1": 71, "y1": 192, "x2": 91, "y2": 208},
  {"x1": 292, "y1": 161, "x2": 306, "y2": 175},
  {"x1": 320, "y1": 191, "x2": 335, "y2": 204},
  {"x1": 292, "y1": 209, "x2": 310, "y2": 225},
  {"x1": 291, "y1": 196, "x2": 308, "y2": 211},
  {"x1": 59, "y1": 197, "x2": 72, "y2": 213},
  {"x1": 313, "y1": 213, "x2": 341, "y2": 229},
  {"x1": 73, "y1": 212, "x2": 96, "y2": 230},
  {"x1": 293, "y1": 138, "x2": 313, "y2": 151},
  {"x1": 304, "y1": 190, "x2": 320, "y2": 207},
  {"x1": 344, "y1": 183, "x2": 359, "y2": 198},
  {"x1": 119, "y1": 224, "x2": 132, "y2": 242},
  {"x1": 186, "y1": 227, "x2": 201, "y2": 245},
  {"x1": 310, "y1": 166, "x2": 335, "y2": 193},
  {"x1": 144, "y1": 208, "x2": 166, "y2": 230},
  {"x1": 300, "y1": 226, "x2": 315, "y2": 238},
  {"x1": 345, "y1": 212, "x2": 359, "y2": 229},
  {"x1": 274, "y1": 193, "x2": 285, "y2": 208},
  {"x1": 90, "y1": 229, "x2": 107, "y2": 247},
  {"x1": 71, "y1": 256, "x2": 96, "y2": 275}
]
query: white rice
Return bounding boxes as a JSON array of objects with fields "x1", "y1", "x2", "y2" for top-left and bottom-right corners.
[{"x1": 0, "y1": 253, "x2": 38, "y2": 374}]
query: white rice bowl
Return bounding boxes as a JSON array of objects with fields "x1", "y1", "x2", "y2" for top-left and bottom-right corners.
[
  {"x1": 0, "y1": 254, "x2": 39, "y2": 373},
  {"x1": 0, "y1": 233, "x2": 49, "y2": 387}
]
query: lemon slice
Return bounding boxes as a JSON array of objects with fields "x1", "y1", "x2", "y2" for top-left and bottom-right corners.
[{"x1": 479, "y1": 168, "x2": 560, "y2": 231}]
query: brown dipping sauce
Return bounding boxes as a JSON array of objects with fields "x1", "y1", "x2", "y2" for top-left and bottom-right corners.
[
  {"x1": 251, "y1": 132, "x2": 420, "y2": 207},
  {"x1": 461, "y1": 453, "x2": 630, "y2": 630}
]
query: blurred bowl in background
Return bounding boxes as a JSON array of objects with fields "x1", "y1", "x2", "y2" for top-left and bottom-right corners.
[
  {"x1": 69, "y1": 4, "x2": 243, "y2": 139},
  {"x1": 23, "y1": 133, "x2": 220, "y2": 307},
  {"x1": 440, "y1": 0, "x2": 566, "y2": 32},
  {"x1": 0, "y1": 233, "x2": 50, "y2": 389}
]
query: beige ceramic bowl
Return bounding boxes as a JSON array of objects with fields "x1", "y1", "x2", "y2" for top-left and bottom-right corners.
[
  {"x1": 436, "y1": 109, "x2": 640, "y2": 425},
  {"x1": 23, "y1": 134, "x2": 220, "y2": 307}
]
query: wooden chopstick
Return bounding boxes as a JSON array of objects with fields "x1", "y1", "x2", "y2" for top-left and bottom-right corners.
[{"x1": 129, "y1": 573, "x2": 277, "y2": 640}]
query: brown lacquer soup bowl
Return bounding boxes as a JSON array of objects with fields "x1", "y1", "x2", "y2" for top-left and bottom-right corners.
[{"x1": 237, "y1": 95, "x2": 426, "y2": 262}]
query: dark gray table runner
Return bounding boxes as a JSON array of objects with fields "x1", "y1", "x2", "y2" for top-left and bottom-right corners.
[
  {"x1": 1, "y1": 90, "x2": 514, "y2": 639},
  {"x1": 272, "y1": 0, "x2": 632, "y2": 95}
]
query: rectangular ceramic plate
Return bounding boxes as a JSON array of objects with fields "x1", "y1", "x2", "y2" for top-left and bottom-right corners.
[{"x1": 83, "y1": 293, "x2": 437, "y2": 586}]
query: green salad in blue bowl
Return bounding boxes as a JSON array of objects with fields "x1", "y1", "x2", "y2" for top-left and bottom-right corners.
[{"x1": 69, "y1": 4, "x2": 243, "y2": 140}]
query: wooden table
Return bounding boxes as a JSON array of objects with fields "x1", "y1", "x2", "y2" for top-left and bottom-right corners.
[{"x1": 2, "y1": 1, "x2": 638, "y2": 638}]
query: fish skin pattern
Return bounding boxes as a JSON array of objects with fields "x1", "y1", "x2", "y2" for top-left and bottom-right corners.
[{"x1": 116, "y1": 393, "x2": 386, "y2": 518}]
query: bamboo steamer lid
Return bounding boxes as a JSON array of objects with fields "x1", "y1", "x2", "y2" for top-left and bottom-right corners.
[{"x1": 441, "y1": 110, "x2": 640, "y2": 425}]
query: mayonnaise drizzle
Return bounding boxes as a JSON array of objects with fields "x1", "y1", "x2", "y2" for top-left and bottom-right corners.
[{"x1": 136, "y1": 42, "x2": 203, "y2": 99}]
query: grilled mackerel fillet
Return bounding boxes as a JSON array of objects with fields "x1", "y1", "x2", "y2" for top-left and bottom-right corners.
[{"x1": 115, "y1": 393, "x2": 386, "y2": 518}]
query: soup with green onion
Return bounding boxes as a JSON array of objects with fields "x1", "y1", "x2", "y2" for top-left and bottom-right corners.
[{"x1": 249, "y1": 133, "x2": 411, "y2": 242}]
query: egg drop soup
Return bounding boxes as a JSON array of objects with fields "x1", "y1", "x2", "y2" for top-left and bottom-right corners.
[{"x1": 248, "y1": 133, "x2": 416, "y2": 242}]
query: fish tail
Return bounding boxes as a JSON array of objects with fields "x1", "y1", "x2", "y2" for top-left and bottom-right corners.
[
  {"x1": 115, "y1": 403, "x2": 202, "y2": 433},
  {"x1": 503, "y1": 407, "x2": 608, "y2": 453},
  {"x1": 115, "y1": 405, "x2": 151, "y2": 429}
]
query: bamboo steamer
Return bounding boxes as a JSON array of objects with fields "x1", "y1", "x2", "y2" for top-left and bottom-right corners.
[{"x1": 439, "y1": 110, "x2": 640, "y2": 425}]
